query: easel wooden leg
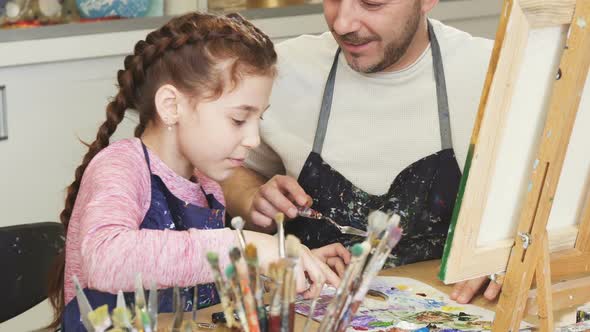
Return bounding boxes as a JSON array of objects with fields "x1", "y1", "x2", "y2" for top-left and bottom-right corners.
[
  {"x1": 491, "y1": 1, "x2": 590, "y2": 331},
  {"x1": 535, "y1": 232, "x2": 554, "y2": 332}
]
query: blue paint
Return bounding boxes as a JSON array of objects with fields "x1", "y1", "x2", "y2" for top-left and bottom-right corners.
[
  {"x1": 533, "y1": 159, "x2": 539, "y2": 170},
  {"x1": 527, "y1": 182, "x2": 533, "y2": 192}
]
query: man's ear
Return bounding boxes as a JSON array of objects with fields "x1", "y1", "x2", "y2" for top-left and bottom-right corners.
[
  {"x1": 154, "y1": 84, "x2": 181, "y2": 126},
  {"x1": 421, "y1": 0, "x2": 439, "y2": 14}
]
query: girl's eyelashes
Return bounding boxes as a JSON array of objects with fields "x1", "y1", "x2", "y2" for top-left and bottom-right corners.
[{"x1": 232, "y1": 118, "x2": 246, "y2": 126}]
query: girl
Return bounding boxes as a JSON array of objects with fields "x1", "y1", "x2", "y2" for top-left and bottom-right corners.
[{"x1": 47, "y1": 12, "x2": 346, "y2": 331}]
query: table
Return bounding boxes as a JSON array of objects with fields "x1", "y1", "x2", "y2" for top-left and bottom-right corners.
[{"x1": 157, "y1": 259, "x2": 577, "y2": 331}]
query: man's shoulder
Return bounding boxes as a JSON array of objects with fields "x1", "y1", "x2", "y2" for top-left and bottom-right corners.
[
  {"x1": 432, "y1": 19, "x2": 493, "y2": 62},
  {"x1": 275, "y1": 32, "x2": 338, "y2": 67}
]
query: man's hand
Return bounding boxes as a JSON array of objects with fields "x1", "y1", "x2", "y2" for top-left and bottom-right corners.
[
  {"x1": 450, "y1": 276, "x2": 502, "y2": 304},
  {"x1": 311, "y1": 243, "x2": 352, "y2": 277},
  {"x1": 248, "y1": 175, "x2": 312, "y2": 228}
]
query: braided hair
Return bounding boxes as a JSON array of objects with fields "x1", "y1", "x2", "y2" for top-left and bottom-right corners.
[{"x1": 47, "y1": 12, "x2": 276, "y2": 328}]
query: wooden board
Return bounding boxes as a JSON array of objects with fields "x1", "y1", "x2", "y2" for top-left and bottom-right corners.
[{"x1": 439, "y1": 0, "x2": 590, "y2": 284}]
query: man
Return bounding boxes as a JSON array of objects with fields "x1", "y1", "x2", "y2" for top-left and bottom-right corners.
[{"x1": 222, "y1": 0, "x2": 500, "y2": 302}]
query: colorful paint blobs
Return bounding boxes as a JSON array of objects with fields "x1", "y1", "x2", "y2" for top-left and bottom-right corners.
[{"x1": 295, "y1": 276, "x2": 532, "y2": 331}]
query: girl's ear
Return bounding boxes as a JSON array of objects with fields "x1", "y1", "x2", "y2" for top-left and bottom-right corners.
[{"x1": 154, "y1": 84, "x2": 181, "y2": 126}]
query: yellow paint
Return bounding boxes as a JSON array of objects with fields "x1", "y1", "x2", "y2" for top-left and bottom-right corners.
[
  {"x1": 396, "y1": 284, "x2": 409, "y2": 291},
  {"x1": 441, "y1": 306, "x2": 464, "y2": 312}
]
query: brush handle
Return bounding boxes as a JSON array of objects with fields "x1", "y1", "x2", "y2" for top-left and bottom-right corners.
[
  {"x1": 278, "y1": 224, "x2": 285, "y2": 259},
  {"x1": 302, "y1": 283, "x2": 323, "y2": 332},
  {"x1": 240, "y1": 278, "x2": 261, "y2": 332},
  {"x1": 237, "y1": 230, "x2": 247, "y2": 252},
  {"x1": 268, "y1": 314, "x2": 281, "y2": 332},
  {"x1": 258, "y1": 305, "x2": 268, "y2": 332},
  {"x1": 229, "y1": 278, "x2": 251, "y2": 332},
  {"x1": 280, "y1": 268, "x2": 293, "y2": 332}
]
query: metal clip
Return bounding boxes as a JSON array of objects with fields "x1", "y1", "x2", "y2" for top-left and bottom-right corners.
[
  {"x1": 489, "y1": 272, "x2": 506, "y2": 285},
  {"x1": 517, "y1": 232, "x2": 532, "y2": 249}
]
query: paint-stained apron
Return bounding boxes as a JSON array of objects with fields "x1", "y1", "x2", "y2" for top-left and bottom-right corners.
[
  {"x1": 63, "y1": 142, "x2": 223, "y2": 331},
  {"x1": 285, "y1": 21, "x2": 462, "y2": 267}
]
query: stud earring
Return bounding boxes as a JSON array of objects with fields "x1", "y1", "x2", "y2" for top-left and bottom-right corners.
[{"x1": 167, "y1": 125, "x2": 172, "y2": 131}]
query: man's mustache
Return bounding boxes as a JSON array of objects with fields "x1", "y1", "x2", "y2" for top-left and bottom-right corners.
[{"x1": 334, "y1": 32, "x2": 380, "y2": 45}]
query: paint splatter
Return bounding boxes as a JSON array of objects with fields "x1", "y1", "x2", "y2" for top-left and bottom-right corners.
[
  {"x1": 577, "y1": 17, "x2": 587, "y2": 29},
  {"x1": 295, "y1": 277, "x2": 532, "y2": 331},
  {"x1": 441, "y1": 306, "x2": 464, "y2": 312}
]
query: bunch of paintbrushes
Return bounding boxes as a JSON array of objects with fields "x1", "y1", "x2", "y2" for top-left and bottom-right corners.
[
  {"x1": 73, "y1": 273, "x2": 203, "y2": 332},
  {"x1": 205, "y1": 214, "x2": 302, "y2": 332},
  {"x1": 309, "y1": 211, "x2": 403, "y2": 332}
]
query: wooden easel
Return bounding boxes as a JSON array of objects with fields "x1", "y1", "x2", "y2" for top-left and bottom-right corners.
[{"x1": 491, "y1": 1, "x2": 590, "y2": 331}]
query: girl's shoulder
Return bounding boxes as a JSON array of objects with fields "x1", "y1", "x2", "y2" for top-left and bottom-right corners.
[
  {"x1": 88, "y1": 138, "x2": 146, "y2": 171},
  {"x1": 81, "y1": 138, "x2": 150, "y2": 189}
]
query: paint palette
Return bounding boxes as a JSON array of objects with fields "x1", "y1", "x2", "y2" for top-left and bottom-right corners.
[{"x1": 295, "y1": 277, "x2": 533, "y2": 331}]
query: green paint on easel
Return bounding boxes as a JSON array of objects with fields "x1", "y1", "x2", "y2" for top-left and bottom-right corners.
[{"x1": 439, "y1": 144, "x2": 474, "y2": 281}]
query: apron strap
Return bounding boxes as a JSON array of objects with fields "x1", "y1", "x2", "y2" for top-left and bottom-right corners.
[
  {"x1": 140, "y1": 141, "x2": 153, "y2": 173},
  {"x1": 312, "y1": 19, "x2": 453, "y2": 154},
  {"x1": 312, "y1": 48, "x2": 341, "y2": 155},
  {"x1": 429, "y1": 21, "x2": 453, "y2": 150}
]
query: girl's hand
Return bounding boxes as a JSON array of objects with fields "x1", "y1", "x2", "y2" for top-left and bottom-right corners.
[
  {"x1": 311, "y1": 243, "x2": 351, "y2": 277},
  {"x1": 243, "y1": 230, "x2": 341, "y2": 299}
]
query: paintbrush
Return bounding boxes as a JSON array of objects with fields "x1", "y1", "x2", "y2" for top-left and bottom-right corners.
[
  {"x1": 231, "y1": 216, "x2": 248, "y2": 253},
  {"x1": 360, "y1": 214, "x2": 401, "y2": 282},
  {"x1": 274, "y1": 213, "x2": 286, "y2": 259},
  {"x1": 349, "y1": 216, "x2": 402, "y2": 319},
  {"x1": 302, "y1": 281, "x2": 324, "y2": 332},
  {"x1": 230, "y1": 247, "x2": 261, "y2": 332},
  {"x1": 148, "y1": 280, "x2": 158, "y2": 331},
  {"x1": 112, "y1": 290, "x2": 133, "y2": 330},
  {"x1": 281, "y1": 235, "x2": 300, "y2": 332},
  {"x1": 318, "y1": 242, "x2": 370, "y2": 332},
  {"x1": 192, "y1": 284, "x2": 199, "y2": 324},
  {"x1": 206, "y1": 252, "x2": 236, "y2": 328},
  {"x1": 268, "y1": 260, "x2": 286, "y2": 332},
  {"x1": 366, "y1": 210, "x2": 390, "y2": 249},
  {"x1": 171, "y1": 286, "x2": 183, "y2": 332},
  {"x1": 72, "y1": 275, "x2": 95, "y2": 332},
  {"x1": 134, "y1": 274, "x2": 152, "y2": 332},
  {"x1": 226, "y1": 264, "x2": 251, "y2": 332},
  {"x1": 87, "y1": 304, "x2": 112, "y2": 332},
  {"x1": 245, "y1": 244, "x2": 267, "y2": 332},
  {"x1": 134, "y1": 273, "x2": 146, "y2": 311}
]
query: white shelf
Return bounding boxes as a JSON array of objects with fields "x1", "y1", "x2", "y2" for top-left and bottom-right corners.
[{"x1": 0, "y1": 0, "x2": 501, "y2": 68}]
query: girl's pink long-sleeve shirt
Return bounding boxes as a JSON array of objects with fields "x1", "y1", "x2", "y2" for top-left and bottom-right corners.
[{"x1": 64, "y1": 138, "x2": 238, "y2": 304}]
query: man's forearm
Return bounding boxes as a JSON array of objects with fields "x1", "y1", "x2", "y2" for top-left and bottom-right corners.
[{"x1": 220, "y1": 166, "x2": 276, "y2": 233}]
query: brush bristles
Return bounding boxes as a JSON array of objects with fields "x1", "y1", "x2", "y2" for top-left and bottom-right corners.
[
  {"x1": 274, "y1": 212, "x2": 285, "y2": 225},
  {"x1": 285, "y1": 235, "x2": 301, "y2": 259},
  {"x1": 231, "y1": 216, "x2": 245, "y2": 231},
  {"x1": 244, "y1": 243, "x2": 258, "y2": 262},
  {"x1": 388, "y1": 214, "x2": 401, "y2": 228},
  {"x1": 230, "y1": 247, "x2": 241, "y2": 263},
  {"x1": 367, "y1": 210, "x2": 389, "y2": 235},
  {"x1": 360, "y1": 241, "x2": 371, "y2": 256},
  {"x1": 225, "y1": 264, "x2": 236, "y2": 279},
  {"x1": 350, "y1": 243, "x2": 364, "y2": 257},
  {"x1": 206, "y1": 252, "x2": 219, "y2": 265}
]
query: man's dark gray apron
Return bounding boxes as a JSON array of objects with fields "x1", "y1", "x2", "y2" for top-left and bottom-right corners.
[{"x1": 285, "y1": 21, "x2": 461, "y2": 267}]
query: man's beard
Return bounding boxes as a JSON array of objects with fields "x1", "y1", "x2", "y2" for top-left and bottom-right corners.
[{"x1": 338, "y1": 6, "x2": 422, "y2": 73}]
